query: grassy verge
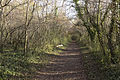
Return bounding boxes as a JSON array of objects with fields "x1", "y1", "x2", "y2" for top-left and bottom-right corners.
[{"x1": 0, "y1": 51, "x2": 50, "y2": 80}]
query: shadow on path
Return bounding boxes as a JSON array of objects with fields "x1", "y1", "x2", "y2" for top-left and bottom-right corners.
[{"x1": 12, "y1": 42, "x2": 88, "y2": 80}]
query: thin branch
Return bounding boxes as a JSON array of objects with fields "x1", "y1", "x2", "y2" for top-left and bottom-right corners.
[
  {"x1": 0, "y1": 0, "x2": 12, "y2": 8},
  {"x1": 26, "y1": 2, "x2": 36, "y2": 27},
  {"x1": 5, "y1": 2, "x2": 28, "y2": 17}
]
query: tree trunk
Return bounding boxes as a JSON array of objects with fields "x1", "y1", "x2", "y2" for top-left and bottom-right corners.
[{"x1": 107, "y1": 0, "x2": 117, "y2": 64}]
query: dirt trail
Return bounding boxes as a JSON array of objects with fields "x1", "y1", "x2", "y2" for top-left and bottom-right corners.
[{"x1": 30, "y1": 42, "x2": 88, "y2": 80}]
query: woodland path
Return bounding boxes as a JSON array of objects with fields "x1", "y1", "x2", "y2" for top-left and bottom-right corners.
[{"x1": 30, "y1": 42, "x2": 88, "y2": 80}]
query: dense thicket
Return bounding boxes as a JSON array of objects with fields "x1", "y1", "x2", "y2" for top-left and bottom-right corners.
[
  {"x1": 0, "y1": 0, "x2": 71, "y2": 79},
  {"x1": 73, "y1": 0, "x2": 120, "y2": 64},
  {"x1": 0, "y1": 0, "x2": 70, "y2": 53}
]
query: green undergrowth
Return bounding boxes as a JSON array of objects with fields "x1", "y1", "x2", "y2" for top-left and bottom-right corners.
[
  {"x1": 83, "y1": 50, "x2": 120, "y2": 80},
  {"x1": 0, "y1": 51, "x2": 50, "y2": 80},
  {"x1": 96, "y1": 53, "x2": 120, "y2": 80},
  {"x1": 78, "y1": 39, "x2": 120, "y2": 80}
]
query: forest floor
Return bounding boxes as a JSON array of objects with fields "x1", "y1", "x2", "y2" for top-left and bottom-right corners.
[{"x1": 10, "y1": 42, "x2": 105, "y2": 80}]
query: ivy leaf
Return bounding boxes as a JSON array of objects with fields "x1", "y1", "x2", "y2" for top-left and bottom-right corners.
[{"x1": 73, "y1": 0, "x2": 79, "y2": 3}]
